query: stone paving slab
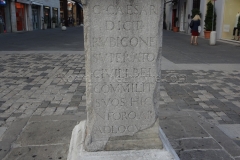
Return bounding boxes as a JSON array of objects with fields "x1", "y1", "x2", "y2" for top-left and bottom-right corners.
[
  {"x1": 218, "y1": 124, "x2": 240, "y2": 140},
  {"x1": 3, "y1": 144, "x2": 69, "y2": 160},
  {"x1": 1, "y1": 115, "x2": 85, "y2": 160}
]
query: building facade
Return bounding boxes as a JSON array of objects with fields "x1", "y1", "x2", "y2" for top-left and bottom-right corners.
[
  {"x1": 1, "y1": 0, "x2": 60, "y2": 33},
  {"x1": 60, "y1": 0, "x2": 83, "y2": 27},
  {"x1": 166, "y1": 0, "x2": 240, "y2": 41}
]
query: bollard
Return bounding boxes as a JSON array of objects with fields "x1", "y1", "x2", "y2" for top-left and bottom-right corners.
[
  {"x1": 210, "y1": 31, "x2": 216, "y2": 45},
  {"x1": 62, "y1": 26, "x2": 67, "y2": 31}
]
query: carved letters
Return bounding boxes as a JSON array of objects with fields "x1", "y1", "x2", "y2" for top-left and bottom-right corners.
[
  {"x1": 92, "y1": 36, "x2": 157, "y2": 48},
  {"x1": 90, "y1": 2, "x2": 159, "y2": 136},
  {"x1": 93, "y1": 5, "x2": 158, "y2": 15}
]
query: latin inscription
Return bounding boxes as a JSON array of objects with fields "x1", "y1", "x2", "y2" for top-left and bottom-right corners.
[
  {"x1": 94, "y1": 110, "x2": 154, "y2": 134},
  {"x1": 106, "y1": 20, "x2": 144, "y2": 31},
  {"x1": 92, "y1": 68, "x2": 154, "y2": 79},
  {"x1": 95, "y1": 97, "x2": 152, "y2": 107},
  {"x1": 88, "y1": 2, "x2": 160, "y2": 136},
  {"x1": 93, "y1": 5, "x2": 158, "y2": 15},
  {"x1": 93, "y1": 52, "x2": 156, "y2": 63},
  {"x1": 93, "y1": 83, "x2": 155, "y2": 93},
  {"x1": 92, "y1": 36, "x2": 157, "y2": 48}
]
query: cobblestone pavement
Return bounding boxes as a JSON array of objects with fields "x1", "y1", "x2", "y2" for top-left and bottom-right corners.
[
  {"x1": 160, "y1": 70, "x2": 240, "y2": 160},
  {"x1": 0, "y1": 53, "x2": 86, "y2": 129},
  {"x1": 0, "y1": 53, "x2": 240, "y2": 159},
  {"x1": 161, "y1": 70, "x2": 240, "y2": 125},
  {"x1": 1, "y1": 30, "x2": 240, "y2": 160}
]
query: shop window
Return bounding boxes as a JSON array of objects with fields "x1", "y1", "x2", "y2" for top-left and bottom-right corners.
[{"x1": 222, "y1": 0, "x2": 240, "y2": 40}]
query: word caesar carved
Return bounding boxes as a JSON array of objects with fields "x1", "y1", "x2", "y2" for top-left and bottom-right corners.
[{"x1": 82, "y1": 0, "x2": 163, "y2": 152}]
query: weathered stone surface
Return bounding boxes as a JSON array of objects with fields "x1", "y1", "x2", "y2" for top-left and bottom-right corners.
[
  {"x1": 83, "y1": 0, "x2": 163, "y2": 151},
  {"x1": 15, "y1": 120, "x2": 78, "y2": 146},
  {"x1": 67, "y1": 121, "x2": 173, "y2": 160},
  {"x1": 3, "y1": 145, "x2": 69, "y2": 160}
]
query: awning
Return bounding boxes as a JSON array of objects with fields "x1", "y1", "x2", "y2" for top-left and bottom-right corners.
[
  {"x1": 16, "y1": 0, "x2": 30, "y2": 4},
  {"x1": 31, "y1": 1, "x2": 43, "y2": 6}
]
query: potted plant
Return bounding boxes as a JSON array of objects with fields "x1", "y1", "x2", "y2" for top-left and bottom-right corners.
[
  {"x1": 52, "y1": 16, "x2": 57, "y2": 28},
  {"x1": 204, "y1": 1, "x2": 216, "y2": 39},
  {"x1": 173, "y1": 17, "x2": 179, "y2": 32}
]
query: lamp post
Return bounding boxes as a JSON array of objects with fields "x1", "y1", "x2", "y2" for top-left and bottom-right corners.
[{"x1": 210, "y1": 0, "x2": 216, "y2": 45}]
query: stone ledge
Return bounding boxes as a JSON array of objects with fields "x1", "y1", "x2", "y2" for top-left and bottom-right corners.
[{"x1": 67, "y1": 120, "x2": 174, "y2": 160}]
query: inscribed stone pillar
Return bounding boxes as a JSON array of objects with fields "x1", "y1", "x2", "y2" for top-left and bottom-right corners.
[{"x1": 82, "y1": 0, "x2": 163, "y2": 152}]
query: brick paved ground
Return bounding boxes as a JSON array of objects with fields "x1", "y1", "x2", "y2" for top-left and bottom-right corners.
[
  {"x1": 0, "y1": 29, "x2": 240, "y2": 160},
  {"x1": 0, "y1": 53, "x2": 86, "y2": 129}
]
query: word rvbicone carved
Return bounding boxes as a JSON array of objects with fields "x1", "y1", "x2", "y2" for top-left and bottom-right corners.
[
  {"x1": 93, "y1": 5, "x2": 158, "y2": 15},
  {"x1": 92, "y1": 36, "x2": 157, "y2": 47}
]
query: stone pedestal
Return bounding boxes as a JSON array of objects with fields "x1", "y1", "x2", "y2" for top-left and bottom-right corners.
[
  {"x1": 68, "y1": 0, "x2": 173, "y2": 159},
  {"x1": 67, "y1": 121, "x2": 174, "y2": 160}
]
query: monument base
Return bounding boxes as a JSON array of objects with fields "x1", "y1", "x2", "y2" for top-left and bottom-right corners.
[{"x1": 67, "y1": 120, "x2": 174, "y2": 160}]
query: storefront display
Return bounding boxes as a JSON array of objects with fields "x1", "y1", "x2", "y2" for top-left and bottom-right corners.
[{"x1": 222, "y1": 0, "x2": 240, "y2": 40}]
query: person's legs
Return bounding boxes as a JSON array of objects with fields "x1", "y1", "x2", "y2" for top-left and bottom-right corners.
[
  {"x1": 193, "y1": 36, "x2": 198, "y2": 45},
  {"x1": 195, "y1": 36, "x2": 198, "y2": 43},
  {"x1": 191, "y1": 36, "x2": 194, "y2": 44}
]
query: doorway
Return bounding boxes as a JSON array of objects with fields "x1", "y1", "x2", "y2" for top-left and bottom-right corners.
[
  {"x1": 15, "y1": 3, "x2": 25, "y2": 31},
  {"x1": 44, "y1": 6, "x2": 50, "y2": 28},
  {"x1": 32, "y1": 5, "x2": 39, "y2": 30},
  {"x1": 172, "y1": 9, "x2": 177, "y2": 29}
]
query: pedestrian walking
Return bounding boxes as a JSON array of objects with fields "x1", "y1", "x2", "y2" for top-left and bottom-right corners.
[{"x1": 190, "y1": 14, "x2": 201, "y2": 45}]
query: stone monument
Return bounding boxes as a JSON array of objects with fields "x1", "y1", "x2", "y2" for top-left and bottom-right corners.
[{"x1": 68, "y1": 0, "x2": 174, "y2": 159}]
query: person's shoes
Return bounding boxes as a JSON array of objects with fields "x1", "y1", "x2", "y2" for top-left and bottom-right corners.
[
  {"x1": 191, "y1": 42, "x2": 193, "y2": 45},
  {"x1": 232, "y1": 38, "x2": 236, "y2": 40},
  {"x1": 194, "y1": 42, "x2": 198, "y2": 45}
]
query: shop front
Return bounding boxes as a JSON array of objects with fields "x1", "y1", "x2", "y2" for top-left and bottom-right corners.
[
  {"x1": 0, "y1": 0, "x2": 6, "y2": 33},
  {"x1": 60, "y1": 0, "x2": 83, "y2": 26},
  {"x1": 221, "y1": 0, "x2": 240, "y2": 41},
  {"x1": 15, "y1": 2, "x2": 26, "y2": 31}
]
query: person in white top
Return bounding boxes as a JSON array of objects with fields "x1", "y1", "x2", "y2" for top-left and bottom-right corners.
[{"x1": 232, "y1": 12, "x2": 240, "y2": 40}]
